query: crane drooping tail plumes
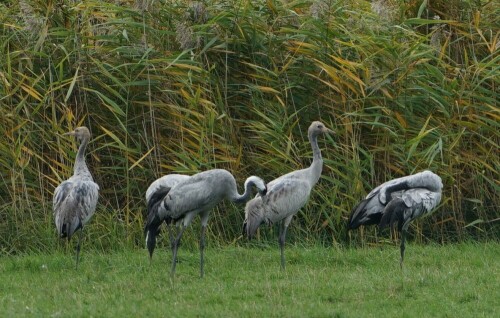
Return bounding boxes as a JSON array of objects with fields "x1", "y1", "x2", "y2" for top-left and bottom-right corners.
[
  {"x1": 144, "y1": 174, "x2": 190, "y2": 262},
  {"x1": 53, "y1": 126, "x2": 99, "y2": 269},
  {"x1": 145, "y1": 186, "x2": 172, "y2": 261},
  {"x1": 348, "y1": 170, "x2": 443, "y2": 268},
  {"x1": 145, "y1": 169, "x2": 267, "y2": 278},
  {"x1": 244, "y1": 121, "x2": 333, "y2": 270}
]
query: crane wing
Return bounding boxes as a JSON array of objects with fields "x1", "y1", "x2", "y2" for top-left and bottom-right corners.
[
  {"x1": 53, "y1": 179, "x2": 99, "y2": 239},
  {"x1": 402, "y1": 188, "x2": 441, "y2": 208},
  {"x1": 378, "y1": 188, "x2": 442, "y2": 231},
  {"x1": 53, "y1": 180, "x2": 73, "y2": 215},
  {"x1": 244, "y1": 178, "x2": 311, "y2": 238},
  {"x1": 348, "y1": 173, "x2": 434, "y2": 229},
  {"x1": 261, "y1": 178, "x2": 312, "y2": 223},
  {"x1": 348, "y1": 176, "x2": 406, "y2": 229},
  {"x1": 164, "y1": 176, "x2": 222, "y2": 219}
]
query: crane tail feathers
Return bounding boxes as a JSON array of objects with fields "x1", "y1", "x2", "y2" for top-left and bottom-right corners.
[
  {"x1": 144, "y1": 186, "x2": 171, "y2": 230},
  {"x1": 58, "y1": 220, "x2": 82, "y2": 241},
  {"x1": 144, "y1": 186, "x2": 172, "y2": 255},
  {"x1": 348, "y1": 199, "x2": 381, "y2": 230},
  {"x1": 245, "y1": 217, "x2": 262, "y2": 239},
  {"x1": 244, "y1": 200, "x2": 264, "y2": 239},
  {"x1": 242, "y1": 221, "x2": 247, "y2": 236},
  {"x1": 347, "y1": 200, "x2": 367, "y2": 230}
]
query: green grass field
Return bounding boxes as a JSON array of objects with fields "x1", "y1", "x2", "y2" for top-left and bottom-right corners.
[{"x1": 1, "y1": 242, "x2": 498, "y2": 317}]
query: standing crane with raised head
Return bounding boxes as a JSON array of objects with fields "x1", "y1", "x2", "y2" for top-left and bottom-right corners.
[
  {"x1": 53, "y1": 126, "x2": 99, "y2": 269},
  {"x1": 348, "y1": 170, "x2": 443, "y2": 267},
  {"x1": 243, "y1": 121, "x2": 333, "y2": 270},
  {"x1": 144, "y1": 169, "x2": 267, "y2": 278}
]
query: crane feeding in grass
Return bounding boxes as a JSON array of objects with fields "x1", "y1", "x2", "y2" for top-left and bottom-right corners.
[
  {"x1": 53, "y1": 126, "x2": 99, "y2": 269},
  {"x1": 347, "y1": 170, "x2": 443, "y2": 268},
  {"x1": 144, "y1": 169, "x2": 267, "y2": 278},
  {"x1": 243, "y1": 121, "x2": 333, "y2": 270}
]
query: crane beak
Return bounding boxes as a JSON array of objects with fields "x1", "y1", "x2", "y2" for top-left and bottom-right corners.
[
  {"x1": 325, "y1": 128, "x2": 335, "y2": 135},
  {"x1": 260, "y1": 186, "x2": 268, "y2": 196},
  {"x1": 62, "y1": 130, "x2": 76, "y2": 136}
]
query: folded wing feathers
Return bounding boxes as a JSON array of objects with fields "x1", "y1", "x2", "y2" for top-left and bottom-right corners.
[
  {"x1": 244, "y1": 178, "x2": 311, "y2": 238},
  {"x1": 53, "y1": 180, "x2": 98, "y2": 239},
  {"x1": 348, "y1": 171, "x2": 442, "y2": 230}
]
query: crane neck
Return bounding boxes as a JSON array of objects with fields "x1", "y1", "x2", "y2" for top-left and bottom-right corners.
[
  {"x1": 73, "y1": 138, "x2": 92, "y2": 179},
  {"x1": 309, "y1": 131, "x2": 323, "y2": 163},
  {"x1": 308, "y1": 132, "x2": 323, "y2": 185},
  {"x1": 232, "y1": 177, "x2": 263, "y2": 204}
]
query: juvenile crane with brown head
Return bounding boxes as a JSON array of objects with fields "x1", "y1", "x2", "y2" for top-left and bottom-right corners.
[
  {"x1": 244, "y1": 121, "x2": 333, "y2": 270},
  {"x1": 53, "y1": 126, "x2": 99, "y2": 268}
]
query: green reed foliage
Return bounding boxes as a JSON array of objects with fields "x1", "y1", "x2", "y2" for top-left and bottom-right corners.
[{"x1": 0, "y1": 0, "x2": 498, "y2": 254}]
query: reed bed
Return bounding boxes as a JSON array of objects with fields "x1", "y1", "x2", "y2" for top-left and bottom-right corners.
[{"x1": 0, "y1": 0, "x2": 498, "y2": 254}]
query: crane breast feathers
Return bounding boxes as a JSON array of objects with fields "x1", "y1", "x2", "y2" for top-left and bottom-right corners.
[{"x1": 53, "y1": 180, "x2": 99, "y2": 222}]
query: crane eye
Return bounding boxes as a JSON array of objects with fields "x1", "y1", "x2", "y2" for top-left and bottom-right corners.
[{"x1": 317, "y1": 125, "x2": 323, "y2": 129}]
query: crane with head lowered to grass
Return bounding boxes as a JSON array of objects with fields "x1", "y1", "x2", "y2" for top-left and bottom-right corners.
[{"x1": 145, "y1": 169, "x2": 267, "y2": 278}]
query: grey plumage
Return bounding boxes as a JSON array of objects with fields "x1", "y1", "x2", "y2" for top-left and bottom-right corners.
[
  {"x1": 244, "y1": 121, "x2": 333, "y2": 270},
  {"x1": 144, "y1": 169, "x2": 267, "y2": 278},
  {"x1": 53, "y1": 126, "x2": 99, "y2": 268},
  {"x1": 348, "y1": 170, "x2": 443, "y2": 267}
]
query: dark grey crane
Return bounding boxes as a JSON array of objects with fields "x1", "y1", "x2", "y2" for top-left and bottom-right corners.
[
  {"x1": 144, "y1": 169, "x2": 267, "y2": 278},
  {"x1": 243, "y1": 121, "x2": 333, "y2": 270},
  {"x1": 53, "y1": 126, "x2": 99, "y2": 268},
  {"x1": 348, "y1": 170, "x2": 443, "y2": 268}
]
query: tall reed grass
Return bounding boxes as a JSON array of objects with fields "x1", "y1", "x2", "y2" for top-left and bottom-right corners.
[{"x1": 1, "y1": 0, "x2": 498, "y2": 254}]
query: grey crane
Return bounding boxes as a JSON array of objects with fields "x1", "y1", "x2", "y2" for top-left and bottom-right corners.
[
  {"x1": 53, "y1": 126, "x2": 99, "y2": 268},
  {"x1": 144, "y1": 169, "x2": 267, "y2": 278},
  {"x1": 243, "y1": 121, "x2": 333, "y2": 270},
  {"x1": 347, "y1": 170, "x2": 443, "y2": 268}
]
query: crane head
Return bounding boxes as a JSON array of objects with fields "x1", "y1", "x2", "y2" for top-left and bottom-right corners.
[
  {"x1": 63, "y1": 126, "x2": 91, "y2": 143},
  {"x1": 309, "y1": 121, "x2": 334, "y2": 136}
]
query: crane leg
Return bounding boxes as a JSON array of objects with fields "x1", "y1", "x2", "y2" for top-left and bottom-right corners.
[
  {"x1": 171, "y1": 225, "x2": 186, "y2": 279},
  {"x1": 278, "y1": 222, "x2": 288, "y2": 271},
  {"x1": 166, "y1": 224, "x2": 174, "y2": 250},
  {"x1": 75, "y1": 230, "x2": 83, "y2": 270},
  {"x1": 200, "y1": 225, "x2": 206, "y2": 278},
  {"x1": 199, "y1": 211, "x2": 210, "y2": 278},
  {"x1": 400, "y1": 230, "x2": 407, "y2": 269}
]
